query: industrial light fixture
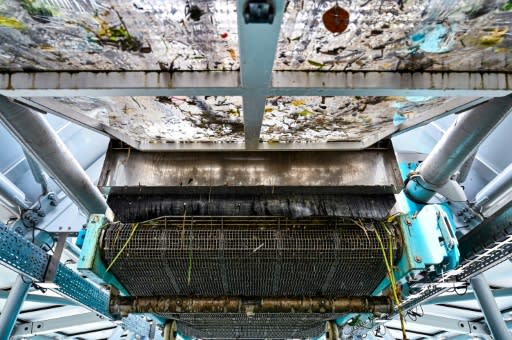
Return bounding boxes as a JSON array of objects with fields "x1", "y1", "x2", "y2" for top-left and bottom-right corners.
[{"x1": 243, "y1": 0, "x2": 275, "y2": 24}]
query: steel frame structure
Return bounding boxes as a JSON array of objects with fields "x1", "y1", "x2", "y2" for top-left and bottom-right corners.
[{"x1": 0, "y1": 1, "x2": 511, "y2": 338}]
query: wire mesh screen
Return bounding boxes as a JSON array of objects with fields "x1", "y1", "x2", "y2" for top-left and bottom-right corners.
[
  {"x1": 170, "y1": 313, "x2": 331, "y2": 339},
  {"x1": 101, "y1": 216, "x2": 401, "y2": 297}
]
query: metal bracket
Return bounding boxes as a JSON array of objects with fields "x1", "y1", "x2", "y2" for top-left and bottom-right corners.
[
  {"x1": 41, "y1": 232, "x2": 68, "y2": 288},
  {"x1": 12, "y1": 312, "x2": 104, "y2": 336}
]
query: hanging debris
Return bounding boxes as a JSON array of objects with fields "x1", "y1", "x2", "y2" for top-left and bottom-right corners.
[{"x1": 322, "y1": 4, "x2": 349, "y2": 34}]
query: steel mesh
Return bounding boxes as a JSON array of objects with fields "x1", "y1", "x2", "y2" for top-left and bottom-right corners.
[
  {"x1": 167, "y1": 313, "x2": 332, "y2": 339},
  {"x1": 101, "y1": 216, "x2": 401, "y2": 297}
]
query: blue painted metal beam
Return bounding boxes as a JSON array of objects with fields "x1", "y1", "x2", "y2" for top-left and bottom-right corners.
[
  {"x1": 471, "y1": 274, "x2": 512, "y2": 340},
  {"x1": 237, "y1": 0, "x2": 286, "y2": 149},
  {"x1": 0, "y1": 275, "x2": 31, "y2": 340}
]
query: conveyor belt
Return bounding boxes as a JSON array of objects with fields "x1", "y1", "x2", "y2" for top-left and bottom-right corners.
[{"x1": 101, "y1": 216, "x2": 402, "y2": 298}]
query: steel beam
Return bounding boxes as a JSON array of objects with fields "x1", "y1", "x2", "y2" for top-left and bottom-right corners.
[
  {"x1": 425, "y1": 288, "x2": 512, "y2": 305},
  {"x1": 402, "y1": 314, "x2": 489, "y2": 336},
  {"x1": 0, "y1": 71, "x2": 510, "y2": 97},
  {"x1": 237, "y1": 0, "x2": 285, "y2": 149},
  {"x1": 11, "y1": 312, "x2": 105, "y2": 336},
  {"x1": 473, "y1": 162, "x2": 512, "y2": 217},
  {"x1": 405, "y1": 95, "x2": 512, "y2": 203},
  {"x1": 471, "y1": 275, "x2": 512, "y2": 340},
  {"x1": 0, "y1": 171, "x2": 31, "y2": 210},
  {"x1": 22, "y1": 149, "x2": 49, "y2": 195},
  {"x1": 0, "y1": 275, "x2": 32, "y2": 340},
  {"x1": 0, "y1": 290, "x2": 77, "y2": 306},
  {"x1": 0, "y1": 96, "x2": 109, "y2": 216}
]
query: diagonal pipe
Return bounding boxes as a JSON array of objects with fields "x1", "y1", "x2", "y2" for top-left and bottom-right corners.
[
  {"x1": 0, "y1": 96, "x2": 108, "y2": 216},
  {"x1": 406, "y1": 95, "x2": 512, "y2": 203}
]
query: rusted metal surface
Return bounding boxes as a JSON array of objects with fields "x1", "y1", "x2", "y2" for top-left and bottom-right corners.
[
  {"x1": 110, "y1": 295, "x2": 392, "y2": 317},
  {"x1": 98, "y1": 141, "x2": 403, "y2": 194}
]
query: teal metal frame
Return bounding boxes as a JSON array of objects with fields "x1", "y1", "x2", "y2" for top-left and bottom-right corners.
[
  {"x1": 338, "y1": 162, "x2": 460, "y2": 328},
  {"x1": 77, "y1": 214, "x2": 168, "y2": 327}
]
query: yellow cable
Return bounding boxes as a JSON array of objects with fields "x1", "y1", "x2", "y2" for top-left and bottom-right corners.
[
  {"x1": 105, "y1": 223, "x2": 140, "y2": 272},
  {"x1": 374, "y1": 222, "x2": 407, "y2": 340}
]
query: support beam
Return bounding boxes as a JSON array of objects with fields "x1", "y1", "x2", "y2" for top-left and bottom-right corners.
[
  {"x1": 0, "y1": 71, "x2": 510, "y2": 97},
  {"x1": 11, "y1": 312, "x2": 104, "y2": 336},
  {"x1": 0, "y1": 275, "x2": 32, "y2": 340},
  {"x1": 425, "y1": 288, "x2": 512, "y2": 305},
  {"x1": 0, "y1": 290, "x2": 77, "y2": 306},
  {"x1": 0, "y1": 96, "x2": 109, "y2": 216},
  {"x1": 473, "y1": 162, "x2": 512, "y2": 217},
  {"x1": 405, "y1": 95, "x2": 512, "y2": 203},
  {"x1": 237, "y1": 0, "x2": 285, "y2": 149},
  {"x1": 402, "y1": 314, "x2": 489, "y2": 336},
  {"x1": 22, "y1": 149, "x2": 49, "y2": 195},
  {"x1": 471, "y1": 275, "x2": 512, "y2": 340},
  {"x1": 0, "y1": 171, "x2": 31, "y2": 210}
]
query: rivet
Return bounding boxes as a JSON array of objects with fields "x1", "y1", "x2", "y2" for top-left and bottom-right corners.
[{"x1": 414, "y1": 256, "x2": 422, "y2": 263}]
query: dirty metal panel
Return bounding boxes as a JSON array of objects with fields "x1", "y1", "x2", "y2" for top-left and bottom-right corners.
[
  {"x1": 98, "y1": 143, "x2": 403, "y2": 193},
  {"x1": 276, "y1": 0, "x2": 512, "y2": 72},
  {"x1": 0, "y1": 0, "x2": 238, "y2": 71},
  {"x1": 260, "y1": 96, "x2": 479, "y2": 144},
  {"x1": 18, "y1": 95, "x2": 482, "y2": 148}
]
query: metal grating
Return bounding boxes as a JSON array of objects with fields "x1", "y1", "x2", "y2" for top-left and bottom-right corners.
[
  {"x1": 101, "y1": 216, "x2": 401, "y2": 297},
  {"x1": 0, "y1": 226, "x2": 49, "y2": 281},
  {"x1": 54, "y1": 263, "x2": 111, "y2": 317},
  {"x1": 171, "y1": 313, "x2": 330, "y2": 339}
]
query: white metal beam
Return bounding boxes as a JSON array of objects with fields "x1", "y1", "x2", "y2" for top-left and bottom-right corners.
[
  {"x1": 397, "y1": 314, "x2": 489, "y2": 336},
  {"x1": 0, "y1": 71, "x2": 509, "y2": 97},
  {"x1": 11, "y1": 312, "x2": 105, "y2": 336},
  {"x1": 237, "y1": 0, "x2": 286, "y2": 149}
]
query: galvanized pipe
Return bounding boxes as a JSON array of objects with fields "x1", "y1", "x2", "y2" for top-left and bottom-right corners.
[
  {"x1": 23, "y1": 148, "x2": 49, "y2": 195},
  {"x1": 473, "y1": 162, "x2": 512, "y2": 217},
  {"x1": 0, "y1": 171, "x2": 31, "y2": 210},
  {"x1": 110, "y1": 296, "x2": 392, "y2": 317},
  {"x1": 406, "y1": 95, "x2": 512, "y2": 203},
  {"x1": 0, "y1": 275, "x2": 31, "y2": 340},
  {"x1": 471, "y1": 274, "x2": 512, "y2": 340},
  {"x1": 0, "y1": 290, "x2": 76, "y2": 306},
  {"x1": 0, "y1": 96, "x2": 108, "y2": 215}
]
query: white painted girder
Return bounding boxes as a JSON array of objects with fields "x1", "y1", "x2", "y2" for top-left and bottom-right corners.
[{"x1": 0, "y1": 71, "x2": 510, "y2": 97}]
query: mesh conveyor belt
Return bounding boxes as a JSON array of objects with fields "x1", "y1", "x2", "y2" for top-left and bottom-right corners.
[
  {"x1": 101, "y1": 216, "x2": 401, "y2": 297},
  {"x1": 170, "y1": 313, "x2": 332, "y2": 339}
]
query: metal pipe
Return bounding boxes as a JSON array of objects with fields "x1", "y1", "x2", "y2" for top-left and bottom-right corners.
[
  {"x1": 110, "y1": 296, "x2": 393, "y2": 317},
  {"x1": 471, "y1": 274, "x2": 512, "y2": 340},
  {"x1": 0, "y1": 96, "x2": 108, "y2": 215},
  {"x1": 0, "y1": 290, "x2": 77, "y2": 306},
  {"x1": 0, "y1": 171, "x2": 31, "y2": 210},
  {"x1": 0, "y1": 275, "x2": 32, "y2": 340},
  {"x1": 473, "y1": 162, "x2": 512, "y2": 217},
  {"x1": 23, "y1": 148, "x2": 49, "y2": 195},
  {"x1": 406, "y1": 95, "x2": 512, "y2": 203}
]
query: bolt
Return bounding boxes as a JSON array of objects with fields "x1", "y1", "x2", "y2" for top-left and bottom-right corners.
[
  {"x1": 406, "y1": 218, "x2": 412, "y2": 226},
  {"x1": 414, "y1": 256, "x2": 422, "y2": 263}
]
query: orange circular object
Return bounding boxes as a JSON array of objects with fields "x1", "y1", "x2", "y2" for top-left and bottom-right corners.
[{"x1": 322, "y1": 5, "x2": 349, "y2": 33}]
